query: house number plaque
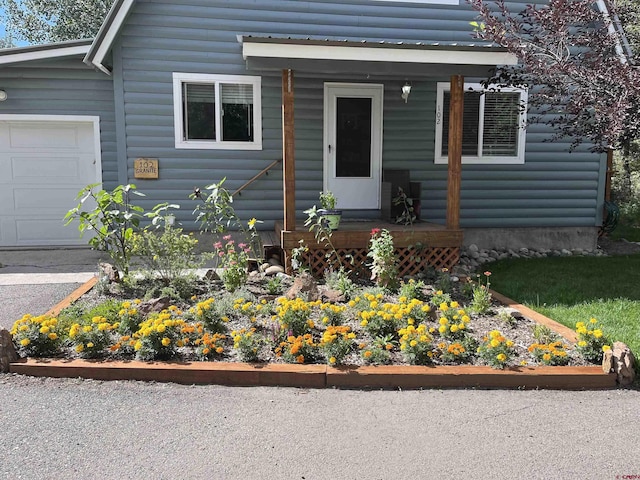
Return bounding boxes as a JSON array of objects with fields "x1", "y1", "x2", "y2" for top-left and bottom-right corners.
[{"x1": 134, "y1": 158, "x2": 159, "y2": 179}]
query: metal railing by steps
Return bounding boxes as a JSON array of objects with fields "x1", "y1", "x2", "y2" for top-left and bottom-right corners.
[{"x1": 231, "y1": 159, "x2": 281, "y2": 197}]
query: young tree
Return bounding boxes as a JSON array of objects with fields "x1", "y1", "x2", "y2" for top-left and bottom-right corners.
[
  {"x1": 1, "y1": 0, "x2": 114, "y2": 45},
  {"x1": 469, "y1": 0, "x2": 640, "y2": 153}
]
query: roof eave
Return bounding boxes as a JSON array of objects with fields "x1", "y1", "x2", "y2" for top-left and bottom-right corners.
[{"x1": 83, "y1": 0, "x2": 137, "y2": 74}]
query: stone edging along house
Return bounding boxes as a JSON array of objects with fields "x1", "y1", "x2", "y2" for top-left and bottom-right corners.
[{"x1": 0, "y1": 0, "x2": 621, "y2": 273}]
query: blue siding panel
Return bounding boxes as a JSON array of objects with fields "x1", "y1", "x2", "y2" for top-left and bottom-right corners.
[{"x1": 108, "y1": 0, "x2": 605, "y2": 229}]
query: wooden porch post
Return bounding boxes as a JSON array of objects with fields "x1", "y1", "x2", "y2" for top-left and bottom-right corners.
[
  {"x1": 282, "y1": 69, "x2": 296, "y2": 231},
  {"x1": 447, "y1": 74, "x2": 463, "y2": 230}
]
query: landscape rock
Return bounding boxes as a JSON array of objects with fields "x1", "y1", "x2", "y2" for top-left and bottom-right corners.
[
  {"x1": 264, "y1": 265, "x2": 285, "y2": 276},
  {"x1": 0, "y1": 329, "x2": 19, "y2": 373},
  {"x1": 322, "y1": 288, "x2": 345, "y2": 304},
  {"x1": 137, "y1": 297, "x2": 172, "y2": 317},
  {"x1": 612, "y1": 342, "x2": 636, "y2": 386},
  {"x1": 204, "y1": 269, "x2": 221, "y2": 281},
  {"x1": 268, "y1": 257, "x2": 282, "y2": 267},
  {"x1": 99, "y1": 262, "x2": 120, "y2": 283},
  {"x1": 285, "y1": 272, "x2": 319, "y2": 301}
]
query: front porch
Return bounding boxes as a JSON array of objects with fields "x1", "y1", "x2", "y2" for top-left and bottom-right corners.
[{"x1": 277, "y1": 220, "x2": 462, "y2": 276}]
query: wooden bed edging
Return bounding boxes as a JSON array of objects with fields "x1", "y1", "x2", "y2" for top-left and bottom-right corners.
[{"x1": 10, "y1": 359, "x2": 616, "y2": 390}]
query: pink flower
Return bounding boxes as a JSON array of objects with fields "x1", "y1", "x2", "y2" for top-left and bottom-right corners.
[
  {"x1": 218, "y1": 252, "x2": 225, "y2": 257},
  {"x1": 484, "y1": 271, "x2": 492, "y2": 277},
  {"x1": 238, "y1": 243, "x2": 247, "y2": 249},
  {"x1": 223, "y1": 235, "x2": 232, "y2": 241},
  {"x1": 213, "y1": 242, "x2": 223, "y2": 249},
  {"x1": 370, "y1": 228, "x2": 381, "y2": 236},
  {"x1": 244, "y1": 248, "x2": 251, "y2": 254}
]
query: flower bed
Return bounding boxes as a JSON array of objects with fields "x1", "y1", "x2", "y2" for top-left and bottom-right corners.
[{"x1": 8, "y1": 271, "x2": 612, "y2": 372}]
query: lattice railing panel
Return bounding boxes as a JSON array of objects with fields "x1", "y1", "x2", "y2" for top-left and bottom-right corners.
[{"x1": 287, "y1": 246, "x2": 460, "y2": 277}]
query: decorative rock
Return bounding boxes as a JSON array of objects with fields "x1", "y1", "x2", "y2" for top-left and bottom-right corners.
[
  {"x1": 612, "y1": 341, "x2": 636, "y2": 386},
  {"x1": 322, "y1": 288, "x2": 345, "y2": 304},
  {"x1": 99, "y1": 262, "x2": 120, "y2": 283},
  {"x1": 265, "y1": 265, "x2": 285, "y2": 276},
  {"x1": 285, "y1": 272, "x2": 320, "y2": 301},
  {"x1": 0, "y1": 329, "x2": 19, "y2": 373},
  {"x1": 204, "y1": 269, "x2": 221, "y2": 281},
  {"x1": 260, "y1": 263, "x2": 271, "y2": 272},
  {"x1": 468, "y1": 244, "x2": 479, "y2": 253},
  {"x1": 137, "y1": 297, "x2": 172, "y2": 317}
]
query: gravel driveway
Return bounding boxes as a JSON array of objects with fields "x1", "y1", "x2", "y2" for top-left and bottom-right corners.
[{"x1": 1, "y1": 374, "x2": 639, "y2": 480}]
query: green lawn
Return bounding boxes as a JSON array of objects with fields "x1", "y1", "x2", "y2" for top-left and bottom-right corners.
[
  {"x1": 487, "y1": 254, "x2": 640, "y2": 363},
  {"x1": 609, "y1": 223, "x2": 640, "y2": 242}
]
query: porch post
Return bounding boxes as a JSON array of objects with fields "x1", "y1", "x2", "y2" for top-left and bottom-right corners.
[
  {"x1": 282, "y1": 69, "x2": 296, "y2": 231},
  {"x1": 447, "y1": 74, "x2": 463, "y2": 230}
]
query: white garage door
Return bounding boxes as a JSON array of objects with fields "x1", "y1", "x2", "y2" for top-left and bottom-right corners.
[{"x1": 0, "y1": 116, "x2": 101, "y2": 247}]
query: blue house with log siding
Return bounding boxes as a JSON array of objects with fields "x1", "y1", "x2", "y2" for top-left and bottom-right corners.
[{"x1": 0, "y1": 0, "x2": 610, "y2": 272}]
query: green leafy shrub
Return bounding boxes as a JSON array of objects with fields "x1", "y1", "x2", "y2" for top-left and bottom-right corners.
[
  {"x1": 575, "y1": 318, "x2": 610, "y2": 363},
  {"x1": 10, "y1": 315, "x2": 63, "y2": 357}
]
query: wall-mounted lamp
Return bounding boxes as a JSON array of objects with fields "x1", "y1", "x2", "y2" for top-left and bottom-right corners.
[
  {"x1": 401, "y1": 82, "x2": 411, "y2": 103},
  {"x1": 0, "y1": 90, "x2": 7, "y2": 102}
]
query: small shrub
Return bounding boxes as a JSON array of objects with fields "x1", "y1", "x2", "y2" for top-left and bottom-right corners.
[
  {"x1": 68, "y1": 316, "x2": 116, "y2": 358},
  {"x1": 265, "y1": 276, "x2": 283, "y2": 295},
  {"x1": 232, "y1": 328, "x2": 263, "y2": 362},
  {"x1": 470, "y1": 271, "x2": 493, "y2": 314},
  {"x1": 399, "y1": 279, "x2": 428, "y2": 302},
  {"x1": 429, "y1": 290, "x2": 452, "y2": 308},
  {"x1": 194, "y1": 332, "x2": 227, "y2": 360},
  {"x1": 367, "y1": 228, "x2": 399, "y2": 291},
  {"x1": 398, "y1": 324, "x2": 434, "y2": 365},
  {"x1": 274, "y1": 297, "x2": 318, "y2": 337},
  {"x1": 360, "y1": 342, "x2": 393, "y2": 365},
  {"x1": 437, "y1": 339, "x2": 476, "y2": 364},
  {"x1": 434, "y1": 268, "x2": 453, "y2": 293},
  {"x1": 319, "y1": 325, "x2": 356, "y2": 365},
  {"x1": 214, "y1": 236, "x2": 250, "y2": 292},
  {"x1": 131, "y1": 226, "x2": 202, "y2": 284},
  {"x1": 528, "y1": 341, "x2": 570, "y2": 366},
  {"x1": 435, "y1": 301, "x2": 471, "y2": 340},
  {"x1": 116, "y1": 300, "x2": 143, "y2": 335},
  {"x1": 186, "y1": 297, "x2": 225, "y2": 333},
  {"x1": 477, "y1": 330, "x2": 515, "y2": 369},
  {"x1": 10, "y1": 315, "x2": 63, "y2": 357},
  {"x1": 319, "y1": 302, "x2": 347, "y2": 326},
  {"x1": 575, "y1": 318, "x2": 610, "y2": 363},
  {"x1": 324, "y1": 268, "x2": 357, "y2": 300},
  {"x1": 275, "y1": 334, "x2": 318, "y2": 364},
  {"x1": 133, "y1": 310, "x2": 186, "y2": 361}
]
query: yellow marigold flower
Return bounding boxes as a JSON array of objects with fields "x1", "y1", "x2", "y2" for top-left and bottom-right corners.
[
  {"x1": 409, "y1": 340, "x2": 418, "y2": 347},
  {"x1": 48, "y1": 333, "x2": 58, "y2": 340},
  {"x1": 490, "y1": 339, "x2": 500, "y2": 348},
  {"x1": 542, "y1": 353, "x2": 552, "y2": 362},
  {"x1": 602, "y1": 345, "x2": 611, "y2": 352},
  {"x1": 593, "y1": 329, "x2": 603, "y2": 338},
  {"x1": 589, "y1": 318, "x2": 598, "y2": 324},
  {"x1": 83, "y1": 325, "x2": 92, "y2": 333},
  {"x1": 39, "y1": 325, "x2": 50, "y2": 334},
  {"x1": 439, "y1": 317, "x2": 448, "y2": 325},
  {"x1": 360, "y1": 319, "x2": 368, "y2": 327},
  {"x1": 496, "y1": 353, "x2": 507, "y2": 362},
  {"x1": 20, "y1": 338, "x2": 30, "y2": 346},
  {"x1": 157, "y1": 324, "x2": 166, "y2": 333},
  {"x1": 19, "y1": 325, "x2": 29, "y2": 332},
  {"x1": 439, "y1": 303, "x2": 449, "y2": 311},
  {"x1": 161, "y1": 337, "x2": 171, "y2": 347},
  {"x1": 75, "y1": 344, "x2": 84, "y2": 352},
  {"x1": 506, "y1": 341, "x2": 514, "y2": 348},
  {"x1": 86, "y1": 342, "x2": 94, "y2": 348},
  {"x1": 329, "y1": 356, "x2": 337, "y2": 364},
  {"x1": 578, "y1": 340, "x2": 587, "y2": 347},
  {"x1": 450, "y1": 301, "x2": 459, "y2": 308},
  {"x1": 450, "y1": 325, "x2": 458, "y2": 333},
  {"x1": 438, "y1": 325, "x2": 447, "y2": 334}
]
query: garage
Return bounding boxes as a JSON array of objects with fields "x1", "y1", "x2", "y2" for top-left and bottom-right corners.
[{"x1": 0, "y1": 115, "x2": 102, "y2": 247}]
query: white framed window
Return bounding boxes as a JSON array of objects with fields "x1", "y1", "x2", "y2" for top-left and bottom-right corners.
[
  {"x1": 434, "y1": 82, "x2": 527, "y2": 164},
  {"x1": 172, "y1": 73, "x2": 262, "y2": 150}
]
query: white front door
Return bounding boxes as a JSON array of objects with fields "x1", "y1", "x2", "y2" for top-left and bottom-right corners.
[{"x1": 324, "y1": 83, "x2": 383, "y2": 210}]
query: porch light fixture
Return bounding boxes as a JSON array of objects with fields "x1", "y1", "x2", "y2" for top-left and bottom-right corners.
[
  {"x1": 0, "y1": 90, "x2": 6, "y2": 102},
  {"x1": 401, "y1": 82, "x2": 411, "y2": 103}
]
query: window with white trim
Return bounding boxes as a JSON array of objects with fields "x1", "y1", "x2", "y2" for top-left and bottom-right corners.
[
  {"x1": 434, "y1": 83, "x2": 527, "y2": 164},
  {"x1": 172, "y1": 73, "x2": 262, "y2": 150}
]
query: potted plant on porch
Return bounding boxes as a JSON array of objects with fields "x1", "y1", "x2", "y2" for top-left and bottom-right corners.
[{"x1": 318, "y1": 191, "x2": 342, "y2": 230}]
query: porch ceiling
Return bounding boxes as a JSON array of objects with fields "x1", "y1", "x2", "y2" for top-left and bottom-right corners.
[{"x1": 240, "y1": 36, "x2": 517, "y2": 77}]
